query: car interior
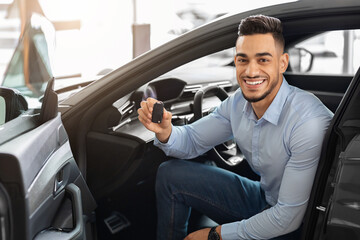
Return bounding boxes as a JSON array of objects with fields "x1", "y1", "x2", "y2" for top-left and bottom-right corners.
[
  {"x1": 2, "y1": 5, "x2": 360, "y2": 240},
  {"x1": 61, "y1": 13, "x2": 360, "y2": 239}
]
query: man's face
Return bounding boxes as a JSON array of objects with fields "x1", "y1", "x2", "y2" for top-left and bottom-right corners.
[{"x1": 234, "y1": 33, "x2": 288, "y2": 104}]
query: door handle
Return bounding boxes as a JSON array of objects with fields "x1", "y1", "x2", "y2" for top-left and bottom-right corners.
[
  {"x1": 54, "y1": 169, "x2": 64, "y2": 194},
  {"x1": 34, "y1": 183, "x2": 85, "y2": 240},
  {"x1": 53, "y1": 163, "x2": 70, "y2": 196},
  {"x1": 64, "y1": 183, "x2": 84, "y2": 240}
]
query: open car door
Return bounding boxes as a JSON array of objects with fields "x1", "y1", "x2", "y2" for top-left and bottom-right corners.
[
  {"x1": 0, "y1": 13, "x2": 96, "y2": 240},
  {"x1": 0, "y1": 80, "x2": 97, "y2": 240},
  {"x1": 303, "y1": 65, "x2": 360, "y2": 239},
  {"x1": 0, "y1": 78, "x2": 96, "y2": 240}
]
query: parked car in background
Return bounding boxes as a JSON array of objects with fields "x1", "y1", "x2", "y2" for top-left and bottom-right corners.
[{"x1": 1, "y1": 0, "x2": 360, "y2": 239}]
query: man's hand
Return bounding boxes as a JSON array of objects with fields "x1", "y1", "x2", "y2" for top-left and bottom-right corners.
[
  {"x1": 137, "y1": 97, "x2": 172, "y2": 143},
  {"x1": 184, "y1": 226, "x2": 222, "y2": 240}
]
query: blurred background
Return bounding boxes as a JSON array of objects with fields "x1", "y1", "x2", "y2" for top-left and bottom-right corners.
[{"x1": 0, "y1": 0, "x2": 294, "y2": 82}]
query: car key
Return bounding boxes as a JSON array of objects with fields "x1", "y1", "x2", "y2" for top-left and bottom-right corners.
[{"x1": 152, "y1": 102, "x2": 164, "y2": 123}]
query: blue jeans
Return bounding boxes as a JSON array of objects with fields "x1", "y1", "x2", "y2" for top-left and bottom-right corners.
[{"x1": 155, "y1": 159, "x2": 301, "y2": 240}]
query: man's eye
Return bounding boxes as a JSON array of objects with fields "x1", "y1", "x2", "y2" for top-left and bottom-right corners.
[
  {"x1": 259, "y1": 58, "x2": 269, "y2": 63},
  {"x1": 237, "y1": 58, "x2": 247, "y2": 63}
]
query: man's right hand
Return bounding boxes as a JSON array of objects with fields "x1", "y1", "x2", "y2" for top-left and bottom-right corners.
[{"x1": 137, "y1": 97, "x2": 173, "y2": 143}]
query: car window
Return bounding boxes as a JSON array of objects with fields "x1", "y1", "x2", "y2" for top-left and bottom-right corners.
[
  {"x1": 288, "y1": 29, "x2": 360, "y2": 75},
  {"x1": 1, "y1": 14, "x2": 55, "y2": 109}
]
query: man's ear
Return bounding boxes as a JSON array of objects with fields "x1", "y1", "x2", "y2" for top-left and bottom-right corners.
[{"x1": 280, "y1": 52, "x2": 289, "y2": 73}]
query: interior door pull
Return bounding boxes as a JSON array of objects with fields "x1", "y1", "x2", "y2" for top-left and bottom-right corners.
[
  {"x1": 54, "y1": 169, "x2": 64, "y2": 194},
  {"x1": 53, "y1": 163, "x2": 71, "y2": 196},
  {"x1": 64, "y1": 183, "x2": 84, "y2": 240},
  {"x1": 34, "y1": 183, "x2": 85, "y2": 240}
]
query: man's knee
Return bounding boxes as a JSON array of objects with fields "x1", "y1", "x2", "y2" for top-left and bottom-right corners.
[
  {"x1": 157, "y1": 160, "x2": 182, "y2": 183},
  {"x1": 156, "y1": 160, "x2": 177, "y2": 196},
  {"x1": 156, "y1": 159, "x2": 190, "y2": 192}
]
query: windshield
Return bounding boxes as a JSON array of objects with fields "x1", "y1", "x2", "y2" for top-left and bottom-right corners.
[{"x1": 1, "y1": 13, "x2": 55, "y2": 109}]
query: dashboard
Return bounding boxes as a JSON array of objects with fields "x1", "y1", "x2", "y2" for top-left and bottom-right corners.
[{"x1": 106, "y1": 65, "x2": 237, "y2": 143}]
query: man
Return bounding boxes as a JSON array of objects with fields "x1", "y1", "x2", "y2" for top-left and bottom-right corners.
[{"x1": 138, "y1": 15, "x2": 333, "y2": 240}]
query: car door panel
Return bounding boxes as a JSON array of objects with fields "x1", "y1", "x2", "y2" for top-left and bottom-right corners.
[
  {"x1": 0, "y1": 114, "x2": 96, "y2": 240},
  {"x1": 325, "y1": 133, "x2": 360, "y2": 239},
  {"x1": 84, "y1": 103, "x2": 166, "y2": 200},
  {"x1": 0, "y1": 182, "x2": 12, "y2": 240},
  {"x1": 302, "y1": 66, "x2": 360, "y2": 239},
  {"x1": 86, "y1": 130, "x2": 152, "y2": 199}
]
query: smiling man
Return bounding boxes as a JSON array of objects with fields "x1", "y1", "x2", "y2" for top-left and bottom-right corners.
[{"x1": 138, "y1": 15, "x2": 333, "y2": 240}]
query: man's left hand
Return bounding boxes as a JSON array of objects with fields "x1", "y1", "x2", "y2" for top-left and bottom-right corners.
[{"x1": 184, "y1": 226, "x2": 222, "y2": 240}]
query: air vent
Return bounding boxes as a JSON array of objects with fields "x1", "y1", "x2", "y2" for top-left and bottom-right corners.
[
  {"x1": 119, "y1": 101, "x2": 135, "y2": 121},
  {"x1": 181, "y1": 81, "x2": 233, "y2": 100},
  {"x1": 208, "y1": 80, "x2": 232, "y2": 89},
  {"x1": 183, "y1": 84, "x2": 203, "y2": 93}
]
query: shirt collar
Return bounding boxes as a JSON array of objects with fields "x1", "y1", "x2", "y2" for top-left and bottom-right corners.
[{"x1": 242, "y1": 77, "x2": 291, "y2": 125}]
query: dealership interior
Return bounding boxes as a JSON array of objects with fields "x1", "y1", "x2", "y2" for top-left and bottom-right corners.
[{"x1": 0, "y1": 0, "x2": 293, "y2": 83}]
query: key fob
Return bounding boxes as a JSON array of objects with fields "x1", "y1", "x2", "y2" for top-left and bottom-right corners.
[{"x1": 152, "y1": 102, "x2": 164, "y2": 123}]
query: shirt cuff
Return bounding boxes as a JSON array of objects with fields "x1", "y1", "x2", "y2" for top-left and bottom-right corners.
[
  {"x1": 221, "y1": 222, "x2": 240, "y2": 240},
  {"x1": 154, "y1": 125, "x2": 176, "y2": 147}
]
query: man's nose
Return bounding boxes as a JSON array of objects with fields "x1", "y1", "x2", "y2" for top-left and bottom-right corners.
[{"x1": 245, "y1": 60, "x2": 260, "y2": 77}]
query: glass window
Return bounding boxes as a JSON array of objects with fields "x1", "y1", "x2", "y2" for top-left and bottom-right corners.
[
  {"x1": 2, "y1": 14, "x2": 54, "y2": 109},
  {"x1": 288, "y1": 29, "x2": 360, "y2": 75}
]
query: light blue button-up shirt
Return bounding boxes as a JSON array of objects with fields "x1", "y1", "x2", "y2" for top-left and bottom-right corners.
[{"x1": 154, "y1": 78, "x2": 333, "y2": 239}]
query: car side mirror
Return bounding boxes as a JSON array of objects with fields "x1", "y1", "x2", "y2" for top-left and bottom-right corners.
[
  {"x1": 289, "y1": 47, "x2": 314, "y2": 73},
  {"x1": 0, "y1": 87, "x2": 28, "y2": 125}
]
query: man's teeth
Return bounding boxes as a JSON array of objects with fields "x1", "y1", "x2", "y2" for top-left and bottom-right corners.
[{"x1": 246, "y1": 80, "x2": 264, "y2": 85}]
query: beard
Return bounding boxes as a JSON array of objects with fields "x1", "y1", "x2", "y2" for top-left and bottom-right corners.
[{"x1": 242, "y1": 75, "x2": 280, "y2": 103}]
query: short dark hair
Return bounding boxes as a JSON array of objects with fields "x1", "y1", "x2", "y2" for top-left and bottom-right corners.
[{"x1": 237, "y1": 15, "x2": 285, "y2": 51}]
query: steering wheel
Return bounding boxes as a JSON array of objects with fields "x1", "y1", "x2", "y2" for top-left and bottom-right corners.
[{"x1": 193, "y1": 85, "x2": 245, "y2": 168}]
